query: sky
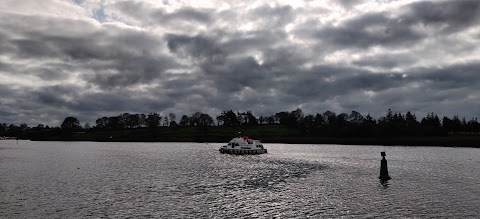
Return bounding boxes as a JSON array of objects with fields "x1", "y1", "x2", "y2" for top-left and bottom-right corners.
[{"x1": 1, "y1": 0, "x2": 480, "y2": 126}]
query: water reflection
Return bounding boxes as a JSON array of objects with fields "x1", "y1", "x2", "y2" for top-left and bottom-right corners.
[{"x1": 380, "y1": 179, "x2": 390, "y2": 188}]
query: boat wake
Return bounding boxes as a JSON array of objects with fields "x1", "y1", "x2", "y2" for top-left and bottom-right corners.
[{"x1": 215, "y1": 158, "x2": 326, "y2": 190}]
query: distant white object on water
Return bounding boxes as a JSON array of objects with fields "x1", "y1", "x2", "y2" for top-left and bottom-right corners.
[{"x1": 219, "y1": 133, "x2": 267, "y2": 155}]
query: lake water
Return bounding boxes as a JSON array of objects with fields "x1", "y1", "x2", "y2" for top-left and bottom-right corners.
[{"x1": 1, "y1": 140, "x2": 479, "y2": 218}]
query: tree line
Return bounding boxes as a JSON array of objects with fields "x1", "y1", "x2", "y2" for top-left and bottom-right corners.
[{"x1": 1, "y1": 109, "x2": 480, "y2": 139}]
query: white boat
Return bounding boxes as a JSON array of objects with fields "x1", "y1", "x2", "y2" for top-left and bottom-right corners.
[{"x1": 219, "y1": 133, "x2": 267, "y2": 155}]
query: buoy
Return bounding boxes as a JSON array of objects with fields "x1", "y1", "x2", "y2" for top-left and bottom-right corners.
[{"x1": 379, "y1": 151, "x2": 391, "y2": 181}]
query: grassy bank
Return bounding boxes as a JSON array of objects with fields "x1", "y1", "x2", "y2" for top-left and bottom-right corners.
[
  {"x1": 32, "y1": 125, "x2": 300, "y2": 142},
  {"x1": 29, "y1": 125, "x2": 480, "y2": 148}
]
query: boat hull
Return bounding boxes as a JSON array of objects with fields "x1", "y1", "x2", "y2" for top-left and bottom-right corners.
[{"x1": 219, "y1": 148, "x2": 267, "y2": 155}]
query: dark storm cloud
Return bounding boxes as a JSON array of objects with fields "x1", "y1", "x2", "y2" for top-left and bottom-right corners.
[
  {"x1": 203, "y1": 57, "x2": 269, "y2": 92},
  {"x1": 32, "y1": 85, "x2": 77, "y2": 106},
  {"x1": 0, "y1": 14, "x2": 97, "y2": 57},
  {"x1": 162, "y1": 20, "x2": 307, "y2": 112},
  {"x1": 24, "y1": 83, "x2": 177, "y2": 124},
  {"x1": 214, "y1": 58, "x2": 478, "y2": 117},
  {"x1": 0, "y1": 61, "x2": 13, "y2": 73},
  {"x1": 0, "y1": 8, "x2": 182, "y2": 125},
  {"x1": 1, "y1": 12, "x2": 179, "y2": 88},
  {"x1": 81, "y1": 55, "x2": 178, "y2": 88},
  {"x1": 163, "y1": 5, "x2": 295, "y2": 59},
  {"x1": 219, "y1": 29, "x2": 291, "y2": 57},
  {"x1": 9, "y1": 26, "x2": 151, "y2": 62},
  {"x1": 332, "y1": 62, "x2": 480, "y2": 115},
  {"x1": 158, "y1": 74, "x2": 218, "y2": 102},
  {"x1": 404, "y1": 0, "x2": 480, "y2": 33},
  {"x1": 164, "y1": 29, "x2": 302, "y2": 92},
  {"x1": 297, "y1": 12, "x2": 425, "y2": 48},
  {"x1": 0, "y1": 61, "x2": 72, "y2": 81},
  {"x1": 71, "y1": 91, "x2": 175, "y2": 113},
  {"x1": 32, "y1": 64, "x2": 73, "y2": 81},
  {"x1": 196, "y1": 43, "x2": 306, "y2": 97},
  {"x1": 296, "y1": 0, "x2": 480, "y2": 49},
  {"x1": 214, "y1": 5, "x2": 294, "y2": 54},
  {"x1": 411, "y1": 62, "x2": 480, "y2": 89},
  {"x1": 0, "y1": 106, "x2": 16, "y2": 117},
  {"x1": 165, "y1": 34, "x2": 226, "y2": 64},
  {"x1": 161, "y1": 11, "x2": 479, "y2": 116},
  {"x1": 156, "y1": 46, "x2": 300, "y2": 113},
  {"x1": 279, "y1": 65, "x2": 405, "y2": 102},
  {"x1": 0, "y1": 83, "x2": 18, "y2": 99}
]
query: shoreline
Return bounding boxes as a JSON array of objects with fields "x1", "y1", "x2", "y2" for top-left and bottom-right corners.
[
  {"x1": 261, "y1": 137, "x2": 480, "y2": 148},
  {"x1": 30, "y1": 136, "x2": 480, "y2": 148},
  {"x1": 21, "y1": 124, "x2": 480, "y2": 148}
]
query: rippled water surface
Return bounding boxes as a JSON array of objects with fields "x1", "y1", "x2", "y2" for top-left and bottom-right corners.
[{"x1": 1, "y1": 140, "x2": 479, "y2": 218}]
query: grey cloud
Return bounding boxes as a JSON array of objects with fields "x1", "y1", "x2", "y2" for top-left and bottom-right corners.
[
  {"x1": 0, "y1": 61, "x2": 13, "y2": 73},
  {"x1": 207, "y1": 60, "x2": 480, "y2": 117},
  {"x1": 336, "y1": 0, "x2": 368, "y2": 9},
  {"x1": 280, "y1": 66, "x2": 405, "y2": 103},
  {"x1": 162, "y1": 7, "x2": 212, "y2": 23},
  {"x1": 32, "y1": 85, "x2": 76, "y2": 106},
  {"x1": 0, "y1": 83, "x2": 18, "y2": 99},
  {"x1": 305, "y1": 12, "x2": 424, "y2": 48},
  {"x1": 411, "y1": 62, "x2": 480, "y2": 89},
  {"x1": 261, "y1": 46, "x2": 308, "y2": 69},
  {"x1": 81, "y1": 55, "x2": 178, "y2": 88},
  {"x1": 201, "y1": 60, "x2": 479, "y2": 118},
  {"x1": 248, "y1": 5, "x2": 295, "y2": 29},
  {"x1": 220, "y1": 29, "x2": 290, "y2": 56},
  {"x1": 296, "y1": 1, "x2": 480, "y2": 50},
  {"x1": 203, "y1": 57, "x2": 268, "y2": 92},
  {"x1": 404, "y1": 0, "x2": 480, "y2": 33},
  {"x1": 0, "y1": 106, "x2": 16, "y2": 117},
  {"x1": 9, "y1": 24, "x2": 160, "y2": 62},
  {"x1": 160, "y1": 75, "x2": 216, "y2": 101},
  {"x1": 201, "y1": 44, "x2": 306, "y2": 94},
  {"x1": 165, "y1": 34, "x2": 226, "y2": 65},
  {"x1": 23, "y1": 83, "x2": 176, "y2": 124},
  {"x1": 1, "y1": 13, "x2": 179, "y2": 88},
  {"x1": 1, "y1": 61, "x2": 72, "y2": 81},
  {"x1": 110, "y1": 1, "x2": 212, "y2": 25},
  {"x1": 33, "y1": 64, "x2": 73, "y2": 81},
  {"x1": 72, "y1": 91, "x2": 175, "y2": 113},
  {"x1": 352, "y1": 53, "x2": 417, "y2": 68},
  {"x1": 336, "y1": 62, "x2": 480, "y2": 115}
]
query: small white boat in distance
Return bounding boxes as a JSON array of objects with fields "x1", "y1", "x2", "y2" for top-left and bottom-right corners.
[{"x1": 219, "y1": 133, "x2": 267, "y2": 155}]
